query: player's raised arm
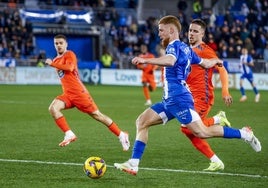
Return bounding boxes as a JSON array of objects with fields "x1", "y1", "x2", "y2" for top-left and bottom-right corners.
[
  {"x1": 131, "y1": 55, "x2": 175, "y2": 66},
  {"x1": 200, "y1": 58, "x2": 223, "y2": 68}
]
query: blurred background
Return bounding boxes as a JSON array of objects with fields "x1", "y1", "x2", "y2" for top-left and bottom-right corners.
[{"x1": 0, "y1": 0, "x2": 267, "y2": 72}]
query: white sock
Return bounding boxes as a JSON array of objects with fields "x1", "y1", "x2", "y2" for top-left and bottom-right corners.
[
  {"x1": 210, "y1": 154, "x2": 221, "y2": 163},
  {"x1": 65, "y1": 130, "x2": 74, "y2": 137},
  {"x1": 129, "y1": 159, "x2": 140, "y2": 166},
  {"x1": 240, "y1": 129, "x2": 252, "y2": 141},
  {"x1": 213, "y1": 116, "x2": 220, "y2": 124},
  {"x1": 118, "y1": 131, "x2": 125, "y2": 138}
]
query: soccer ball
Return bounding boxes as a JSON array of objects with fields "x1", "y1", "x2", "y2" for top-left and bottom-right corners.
[{"x1": 83, "y1": 156, "x2": 107, "y2": 179}]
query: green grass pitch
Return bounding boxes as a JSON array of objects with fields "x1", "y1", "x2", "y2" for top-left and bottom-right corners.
[{"x1": 0, "y1": 84, "x2": 267, "y2": 188}]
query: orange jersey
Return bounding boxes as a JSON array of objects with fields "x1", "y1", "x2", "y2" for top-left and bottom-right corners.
[
  {"x1": 51, "y1": 50, "x2": 88, "y2": 95},
  {"x1": 187, "y1": 43, "x2": 229, "y2": 105},
  {"x1": 137, "y1": 53, "x2": 157, "y2": 75},
  {"x1": 51, "y1": 50, "x2": 98, "y2": 113}
]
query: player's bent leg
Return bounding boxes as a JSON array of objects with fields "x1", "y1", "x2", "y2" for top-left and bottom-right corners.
[
  {"x1": 135, "y1": 108, "x2": 163, "y2": 143},
  {"x1": 114, "y1": 106, "x2": 166, "y2": 175},
  {"x1": 186, "y1": 120, "x2": 215, "y2": 138},
  {"x1": 90, "y1": 111, "x2": 130, "y2": 151},
  {"x1": 181, "y1": 127, "x2": 214, "y2": 159},
  {"x1": 48, "y1": 98, "x2": 66, "y2": 118}
]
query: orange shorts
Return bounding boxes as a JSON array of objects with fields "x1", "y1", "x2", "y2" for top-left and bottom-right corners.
[
  {"x1": 142, "y1": 74, "x2": 156, "y2": 89},
  {"x1": 194, "y1": 97, "x2": 213, "y2": 121},
  {"x1": 57, "y1": 92, "x2": 98, "y2": 114}
]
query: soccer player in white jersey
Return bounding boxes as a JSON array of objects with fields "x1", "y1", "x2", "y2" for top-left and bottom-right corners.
[
  {"x1": 114, "y1": 15, "x2": 261, "y2": 175},
  {"x1": 239, "y1": 47, "x2": 260, "y2": 102}
]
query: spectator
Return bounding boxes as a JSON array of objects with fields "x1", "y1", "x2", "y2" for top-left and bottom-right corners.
[
  {"x1": 243, "y1": 37, "x2": 254, "y2": 52},
  {"x1": 36, "y1": 50, "x2": 46, "y2": 67},
  {"x1": 123, "y1": 43, "x2": 134, "y2": 56},
  {"x1": 177, "y1": 0, "x2": 188, "y2": 12},
  {"x1": 100, "y1": 46, "x2": 113, "y2": 68},
  {"x1": 263, "y1": 43, "x2": 268, "y2": 72},
  {"x1": 224, "y1": 10, "x2": 234, "y2": 27},
  {"x1": 207, "y1": 33, "x2": 218, "y2": 52},
  {"x1": 192, "y1": 0, "x2": 202, "y2": 18},
  {"x1": 218, "y1": 44, "x2": 228, "y2": 59},
  {"x1": 255, "y1": 33, "x2": 267, "y2": 58},
  {"x1": 247, "y1": 8, "x2": 258, "y2": 31},
  {"x1": 227, "y1": 46, "x2": 237, "y2": 58},
  {"x1": 241, "y1": 3, "x2": 249, "y2": 17},
  {"x1": 208, "y1": 9, "x2": 216, "y2": 32}
]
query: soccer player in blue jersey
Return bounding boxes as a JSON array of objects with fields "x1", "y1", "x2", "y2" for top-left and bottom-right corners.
[
  {"x1": 239, "y1": 47, "x2": 260, "y2": 102},
  {"x1": 114, "y1": 15, "x2": 261, "y2": 175}
]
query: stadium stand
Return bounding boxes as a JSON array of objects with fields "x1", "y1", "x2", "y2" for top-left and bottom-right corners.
[{"x1": 0, "y1": 0, "x2": 267, "y2": 72}]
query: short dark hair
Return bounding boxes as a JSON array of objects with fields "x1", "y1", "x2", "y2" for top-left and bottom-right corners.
[
  {"x1": 191, "y1": 19, "x2": 207, "y2": 31},
  {"x1": 54, "y1": 34, "x2": 67, "y2": 41}
]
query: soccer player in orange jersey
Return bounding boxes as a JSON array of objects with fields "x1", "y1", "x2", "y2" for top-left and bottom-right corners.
[
  {"x1": 136, "y1": 44, "x2": 158, "y2": 105},
  {"x1": 45, "y1": 34, "x2": 130, "y2": 150},
  {"x1": 181, "y1": 19, "x2": 233, "y2": 171}
]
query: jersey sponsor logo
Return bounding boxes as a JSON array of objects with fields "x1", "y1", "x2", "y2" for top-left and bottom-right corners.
[
  {"x1": 58, "y1": 70, "x2": 65, "y2": 78},
  {"x1": 176, "y1": 109, "x2": 189, "y2": 118},
  {"x1": 167, "y1": 47, "x2": 175, "y2": 55},
  {"x1": 183, "y1": 46, "x2": 191, "y2": 55}
]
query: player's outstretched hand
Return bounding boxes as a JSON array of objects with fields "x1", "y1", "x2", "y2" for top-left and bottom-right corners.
[
  {"x1": 45, "y1": 58, "x2": 52, "y2": 65},
  {"x1": 223, "y1": 95, "x2": 233, "y2": 107},
  {"x1": 131, "y1": 57, "x2": 146, "y2": 65},
  {"x1": 216, "y1": 59, "x2": 223, "y2": 67}
]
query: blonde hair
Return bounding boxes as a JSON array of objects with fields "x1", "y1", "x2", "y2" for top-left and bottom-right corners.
[{"x1": 158, "y1": 15, "x2": 182, "y2": 33}]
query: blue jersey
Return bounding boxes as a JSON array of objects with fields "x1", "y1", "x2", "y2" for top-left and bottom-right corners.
[
  {"x1": 163, "y1": 40, "x2": 202, "y2": 100},
  {"x1": 151, "y1": 40, "x2": 203, "y2": 125},
  {"x1": 240, "y1": 54, "x2": 253, "y2": 74}
]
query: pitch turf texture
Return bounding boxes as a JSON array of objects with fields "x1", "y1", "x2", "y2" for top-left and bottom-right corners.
[{"x1": 0, "y1": 84, "x2": 267, "y2": 188}]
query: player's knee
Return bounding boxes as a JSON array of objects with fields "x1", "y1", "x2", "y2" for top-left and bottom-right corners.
[
  {"x1": 142, "y1": 82, "x2": 147, "y2": 87},
  {"x1": 135, "y1": 115, "x2": 148, "y2": 130},
  {"x1": 48, "y1": 104, "x2": 53, "y2": 113},
  {"x1": 89, "y1": 110, "x2": 102, "y2": 121},
  {"x1": 148, "y1": 85, "x2": 155, "y2": 92},
  {"x1": 48, "y1": 104, "x2": 58, "y2": 116},
  {"x1": 190, "y1": 129, "x2": 208, "y2": 139}
]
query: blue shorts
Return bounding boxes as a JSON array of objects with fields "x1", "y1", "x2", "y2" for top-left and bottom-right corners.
[
  {"x1": 241, "y1": 73, "x2": 253, "y2": 83},
  {"x1": 151, "y1": 95, "x2": 200, "y2": 125}
]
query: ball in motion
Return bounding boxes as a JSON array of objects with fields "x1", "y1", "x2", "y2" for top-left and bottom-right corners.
[{"x1": 83, "y1": 156, "x2": 107, "y2": 179}]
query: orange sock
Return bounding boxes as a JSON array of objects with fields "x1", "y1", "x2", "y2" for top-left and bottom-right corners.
[
  {"x1": 181, "y1": 127, "x2": 214, "y2": 159},
  {"x1": 55, "y1": 116, "x2": 70, "y2": 133},
  {"x1": 108, "y1": 122, "x2": 121, "y2": 136},
  {"x1": 143, "y1": 86, "x2": 150, "y2": 100},
  {"x1": 203, "y1": 117, "x2": 215, "y2": 127}
]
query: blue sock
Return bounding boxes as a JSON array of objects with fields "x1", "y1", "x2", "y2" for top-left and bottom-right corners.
[
  {"x1": 131, "y1": 140, "x2": 146, "y2": 159},
  {"x1": 253, "y1": 87, "x2": 259, "y2": 95},
  {"x1": 240, "y1": 87, "x2": 245, "y2": 95},
  {"x1": 223, "y1": 126, "x2": 241, "y2": 138}
]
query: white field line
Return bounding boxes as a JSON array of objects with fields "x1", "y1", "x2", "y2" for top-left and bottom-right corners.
[
  {"x1": 0, "y1": 100, "x2": 45, "y2": 105},
  {"x1": 0, "y1": 158, "x2": 267, "y2": 179}
]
